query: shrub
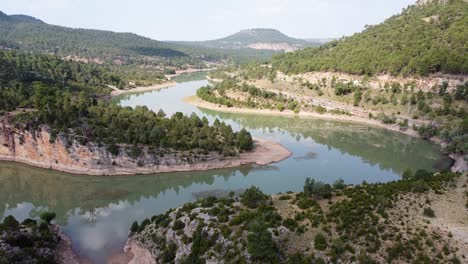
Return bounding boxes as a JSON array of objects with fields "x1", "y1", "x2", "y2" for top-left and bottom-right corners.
[
  {"x1": 236, "y1": 128, "x2": 253, "y2": 151},
  {"x1": 304, "y1": 178, "x2": 332, "y2": 199},
  {"x1": 402, "y1": 169, "x2": 413, "y2": 180},
  {"x1": 40, "y1": 211, "x2": 56, "y2": 224},
  {"x1": 423, "y1": 207, "x2": 435, "y2": 218},
  {"x1": 332, "y1": 179, "x2": 346, "y2": 190},
  {"x1": 21, "y1": 218, "x2": 37, "y2": 227},
  {"x1": 172, "y1": 220, "x2": 185, "y2": 231},
  {"x1": 247, "y1": 221, "x2": 278, "y2": 261},
  {"x1": 241, "y1": 186, "x2": 267, "y2": 209},
  {"x1": 282, "y1": 218, "x2": 298, "y2": 231},
  {"x1": 161, "y1": 242, "x2": 177, "y2": 262},
  {"x1": 314, "y1": 233, "x2": 328, "y2": 250},
  {"x1": 130, "y1": 221, "x2": 139, "y2": 233},
  {"x1": 2, "y1": 215, "x2": 19, "y2": 230},
  {"x1": 297, "y1": 197, "x2": 318, "y2": 209}
]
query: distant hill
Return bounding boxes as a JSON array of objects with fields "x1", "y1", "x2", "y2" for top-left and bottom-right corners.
[
  {"x1": 271, "y1": 0, "x2": 468, "y2": 76},
  {"x1": 0, "y1": 12, "x2": 276, "y2": 66},
  {"x1": 175, "y1": 28, "x2": 322, "y2": 52}
]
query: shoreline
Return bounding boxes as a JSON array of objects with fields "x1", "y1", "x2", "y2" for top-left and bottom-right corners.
[
  {"x1": 52, "y1": 225, "x2": 81, "y2": 264},
  {"x1": 184, "y1": 95, "x2": 467, "y2": 173},
  {"x1": 0, "y1": 137, "x2": 291, "y2": 176},
  {"x1": 110, "y1": 81, "x2": 177, "y2": 96},
  {"x1": 165, "y1": 68, "x2": 212, "y2": 80}
]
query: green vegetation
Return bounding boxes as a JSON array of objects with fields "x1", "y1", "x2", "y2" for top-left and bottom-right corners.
[
  {"x1": 1, "y1": 49, "x2": 253, "y2": 158},
  {"x1": 39, "y1": 211, "x2": 56, "y2": 224},
  {"x1": 179, "y1": 28, "x2": 315, "y2": 51},
  {"x1": 271, "y1": 0, "x2": 467, "y2": 76},
  {"x1": 197, "y1": 78, "x2": 303, "y2": 113},
  {"x1": 0, "y1": 11, "x2": 280, "y2": 69},
  {"x1": 314, "y1": 233, "x2": 328, "y2": 250},
  {"x1": 423, "y1": 207, "x2": 436, "y2": 217},
  {"x1": 247, "y1": 220, "x2": 278, "y2": 261},
  {"x1": 128, "y1": 169, "x2": 463, "y2": 263},
  {"x1": 0, "y1": 213, "x2": 60, "y2": 263},
  {"x1": 241, "y1": 186, "x2": 268, "y2": 208},
  {"x1": 304, "y1": 178, "x2": 333, "y2": 199}
]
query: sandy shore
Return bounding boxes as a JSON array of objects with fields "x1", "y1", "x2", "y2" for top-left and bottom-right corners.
[
  {"x1": 185, "y1": 95, "x2": 467, "y2": 172},
  {"x1": 184, "y1": 95, "x2": 421, "y2": 137},
  {"x1": 110, "y1": 81, "x2": 177, "y2": 96}
]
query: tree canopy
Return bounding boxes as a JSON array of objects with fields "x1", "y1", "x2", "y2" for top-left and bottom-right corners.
[{"x1": 271, "y1": 0, "x2": 467, "y2": 76}]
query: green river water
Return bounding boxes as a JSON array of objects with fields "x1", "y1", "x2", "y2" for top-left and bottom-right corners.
[{"x1": 0, "y1": 74, "x2": 451, "y2": 263}]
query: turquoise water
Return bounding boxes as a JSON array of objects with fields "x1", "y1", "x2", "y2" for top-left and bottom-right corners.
[{"x1": 0, "y1": 74, "x2": 451, "y2": 263}]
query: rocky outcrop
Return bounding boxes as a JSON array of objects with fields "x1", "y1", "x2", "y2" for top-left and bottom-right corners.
[
  {"x1": 51, "y1": 225, "x2": 81, "y2": 264},
  {"x1": 450, "y1": 154, "x2": 468, "y2": 173},
  {"x1": 124, "y1": 240, "x2": 156, "y2": 264},
  {"x1": 278, "y1": 71, "x2": 467, "y2": 93},
  {"x1": 0, "y1": 118, "x2": 291, "y2": 175},
  {"x1": 246, "y1": 42, "x2": 299, "y2": 52},
  {"x1": 0, "y1": 217, "x2": 79, "y2": 264}
]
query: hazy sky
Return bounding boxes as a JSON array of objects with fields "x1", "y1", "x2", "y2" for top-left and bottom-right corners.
[{"x1": 0, "y1": 0, "x2": 415, "y2": 41}]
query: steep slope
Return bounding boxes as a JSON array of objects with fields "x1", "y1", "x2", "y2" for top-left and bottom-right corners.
[
  {"x1": 271, "y1": 0, "x2": 468, "y2": 76},
  {"x1": 177, "y1": 28, "x2": 318, "y2": 52}
]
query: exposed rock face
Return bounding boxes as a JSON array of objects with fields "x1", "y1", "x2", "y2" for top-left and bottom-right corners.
[
  {"x1": 450, "y1": 154, "x2": 468, "y2": 173},
  {"x1": 0, "y1": 117, "x2": 291, "y2": 175},
  {"x1": 52, "y1": 225, "x2": 81, "y2": 264},
  {"x1": 278, "y1": 71, "x2": 467, "y2": 93},
  {"x1": 246, "y1": 42, "x2": 299, "y2": 52},
  {"x1": 124, "y1": 240, "x2": 156, "y2": 264}
]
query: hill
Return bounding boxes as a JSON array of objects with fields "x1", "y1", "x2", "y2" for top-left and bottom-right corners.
[
  {"x1": 176, "y1": 28, "x2": 319, "y2": 52},
  {"x1": 271, "y1": 0, "x2": 468, "y2": 76},
  {"x1": 127, "y1": 171, "x2": 466, "y2": 263},
  {"x1": 0, "y1": 12, "x2": 275, "y2": 68},
  {"x1": 0, "y1": 11, "x2": 201, "y2": 65}
]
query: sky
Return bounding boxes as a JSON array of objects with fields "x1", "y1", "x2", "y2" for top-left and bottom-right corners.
[{"x1": 0, "y1": 0, "x2": 415, "y2": 41}]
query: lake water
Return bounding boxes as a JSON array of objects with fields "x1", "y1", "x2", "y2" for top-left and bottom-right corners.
[{"x1": 0, "y1": 73, "x2": 451, "y2": 263}]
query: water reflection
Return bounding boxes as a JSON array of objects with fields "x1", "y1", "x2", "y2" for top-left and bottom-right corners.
[{"x1": 0, "y1": 75, "x2": 451, "y2": 263}]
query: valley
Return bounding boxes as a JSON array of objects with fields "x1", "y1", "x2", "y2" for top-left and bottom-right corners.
[{"x1": 0, "y1": 0, "x2": 466, "y2": 263}]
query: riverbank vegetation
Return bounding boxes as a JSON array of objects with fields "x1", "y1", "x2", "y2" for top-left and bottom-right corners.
[
  {"x1": 0, "y1": 212, "x2": 60, "y2": 263},
  {"x1": 197, "y1": 78, "x2": 311, "y2": 114},
  {"x1": 1, "y1": 49, "x2": 253, "y2": 158},
  {"x1": 129, "y1": 170, "x2": 466, "y2": 263}
]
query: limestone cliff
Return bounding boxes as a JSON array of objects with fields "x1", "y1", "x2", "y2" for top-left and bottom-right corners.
[{"x1": 0, "y1": 117, "x2": 290, "y2": 175}]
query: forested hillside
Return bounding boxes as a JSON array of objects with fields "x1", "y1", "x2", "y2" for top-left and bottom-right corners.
[
  {"x1": 0, "y1": 50, "x2": 253, "y2": 154},
  {"x1": 271, "y1": 0, "x2": 467, "y2": 76},
  {"x1": 177, "y1": 29, "x2": 315, "y2": 51},
  {"x1": 0, "y1": 11, "x2": 274, "y2": 67}
]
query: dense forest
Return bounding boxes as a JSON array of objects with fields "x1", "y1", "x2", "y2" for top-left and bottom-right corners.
[
  {"x1": 0, "y1": 11, "x2": 274, "y2": 69},
  {"x1": 271, "y1": 0, "x2": 467, "y2": 76},
  {"x1": 0, "y1": 50, "x2": 253, "y2": 155}
]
